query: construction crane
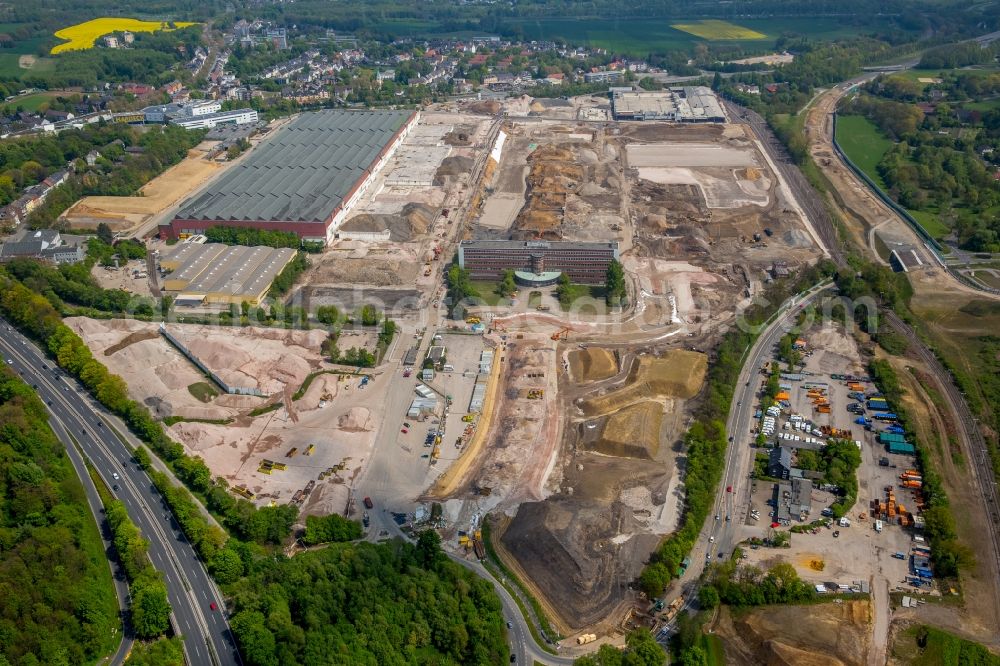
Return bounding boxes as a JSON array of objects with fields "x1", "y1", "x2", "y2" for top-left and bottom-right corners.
[{"x1": 551, "y1": 327, "x2": 571, "y2": 341}]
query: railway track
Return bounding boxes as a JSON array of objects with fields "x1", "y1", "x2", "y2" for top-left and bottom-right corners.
[
  {"x1": 724, "y1": 100, "x2": 845, "y2": 266},
  {"x1": 730, "y1": 97, "x2": 1000, "y2": 626},
  {"x1": 883, "y1": 310, "x2": 1000, "y2": 624}
]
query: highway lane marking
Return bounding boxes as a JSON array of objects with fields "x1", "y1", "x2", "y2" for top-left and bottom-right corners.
[{"x1": 0, "y1": 334, "x2": 224, "y2": 650}]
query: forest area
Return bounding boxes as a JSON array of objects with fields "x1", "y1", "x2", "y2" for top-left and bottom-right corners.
[
  {"x1": 224, "y1": 532, "x2": 509, "y2": 666},
  {"x1": 838, "y1": 65, "x2": 1000, "y2": 251},
  {"x1": 0, "y1": 366, "x2": 120, "y2": 665}
]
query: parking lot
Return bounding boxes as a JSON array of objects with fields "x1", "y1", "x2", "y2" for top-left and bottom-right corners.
[
  {"x1": 739, "y1": 323, "x2": 931, "y2": 594},
  {"x1": 396, "y1": 330, "x2": 489, "y2": 471}
]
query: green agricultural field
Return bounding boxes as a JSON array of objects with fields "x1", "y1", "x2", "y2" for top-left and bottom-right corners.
[
  {"x1": 835, "y1": 114, "x2": 894, "y2": 190},
  {"x1": 963, "y1": 98, "x2": 1000, "y2": 112},
  {"x1": 1, "y1": 90, "x2": 61, "y2": 112},
  {"x1": 504, "y1": 17, "x2": 870, "y2": 56}
]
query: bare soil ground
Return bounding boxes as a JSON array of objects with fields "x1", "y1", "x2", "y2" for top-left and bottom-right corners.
[
  {"x1": 339, "y1": 203, "x2": 436, "y2": 242},
  {"x1": 711, "y1": 601, "x2": 871, "y2": 665},
  {"x1": 67, "y1": 316, "x2": 390, "y2": 508},
  {"x1": 499, "y1": 349, "x2": 705, "y2": 631},
  {"x1": 581, "y1": 400, "x2": 663, "y2": 459},
  {"x1": 568, "y1": 347, "x2": 618, "y2": 383},
  {"x1": 65, "y1": 317, "x2": 336, "y2": 418},
  {"x1": 579, "y1": 351, "x2": 707, "y2": 416},
  {"x1": 61, "y1": 144, "x2": 223, "y2": 232}
]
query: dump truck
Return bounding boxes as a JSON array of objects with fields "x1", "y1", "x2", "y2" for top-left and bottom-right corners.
[
  {"x1": 286, "y1": 447, "x2": 298, "y2": 457},
  {"x1": 305, "y1": 444, "x2": 315, "y2": 456},
  {"x1": 902, "y1": 480, "x2": 922, "y2": 489},
  {"x1": 577, "y1": 634, "x2": 597, "y2": 645}
]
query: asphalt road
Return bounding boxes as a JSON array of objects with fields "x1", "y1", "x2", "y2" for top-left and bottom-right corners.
[
  {"x1": 0, "y1": 322, "x2": 239, "y2": 666},
  {"x1": 43, "y1": 397, "x2": 134, "y2": 665},
  {"x1": 711, "y1": 282, "x2": 834, "y2": 558}
]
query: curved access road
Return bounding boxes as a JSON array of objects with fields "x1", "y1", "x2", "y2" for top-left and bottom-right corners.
[{"x1": 0, "y1": 322, "x2": 240, "y2": 666}]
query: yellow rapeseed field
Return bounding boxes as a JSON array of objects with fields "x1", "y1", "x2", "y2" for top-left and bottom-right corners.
[
  {"x1": 51, "y1": 17, "x2": 197, "y2": 54},
  {"x1": 670, "y1": 19, "x2": 766, "y2": 40}
]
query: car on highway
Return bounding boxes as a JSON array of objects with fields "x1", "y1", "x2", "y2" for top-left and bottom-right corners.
[
  {"x1": 4, "y1": 359, "x2": 10, "y2": 364},
  {"x1": 112, "y1": 472, "x2": 119, "y2": 480},
  {"x1": 400, "y1": 428, "x2": 408, "y2": 434},
  {"x1": 715, "y1": 514, "x2": 720, "y2": 520},
  {"x1": 709, "y1": 536, "x2": 715, "y2": 543},
  {"x1": 726, "y1": 485, "x2": 732, "y2": 493},
  {"x1": 210, "y1": 602, "x2": 218, "y2": 611},
  {"x1": 363, "y1": 496, "x2": 374, "y2": 509},
  {"x1": 403, "y1": 422, "x2": 412, "y2": 428},
  {"x1": 506, "y1": 621, "x2": 512, "y2": 629}
]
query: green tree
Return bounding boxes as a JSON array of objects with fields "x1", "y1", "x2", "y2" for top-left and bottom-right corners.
[
  {"x1": 316, "y1": 305, "x2": 340, "y2": 325},
  {"x1": 497, "y1": 269, "x2": 517, "y2": 297},
  {"x1": 131, "y1": 580, "x2": 171, "y2": 639},
  {"x1": 605, "y1": 259, "x2": 626, "y2": 307},
  {"x1": 446, "y1": 264, "x2": 477, "y2": 318},
  {"x1": 124, "y1": 637, "x2": 184, "y2": 666},
  {"x1": 638, "y1": 562, "x2": 671, "y2": 599},
  {"x1": 697, "y1": 585, "x2": 719, "y2": 609},
  {"x1": 359, "y1": 304, "x2": 380, "y2": 326},
  {"x1": 210, "y1": 547, "x2": 246, "y2": 584},
  {"x1": 97, "y1": 222, "x2": 115, "y2": 245},
  {"x1": 160, "y1": 294, "x2": 173, "y2": 318}
]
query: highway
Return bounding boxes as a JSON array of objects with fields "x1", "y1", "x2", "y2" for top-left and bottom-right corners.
[
  {"x1": 44, "y1": 395, "x2": 134, "y2": 665},
  {"x1": 0, "y1": 322, "x2": 239, "y2": 666}
]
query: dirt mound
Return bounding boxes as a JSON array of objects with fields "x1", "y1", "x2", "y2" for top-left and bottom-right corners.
[
  {"x1": 584, "y1": 401, "x2": 663, "y2": 459},
  {"x1": 499, "y1": 500, "x2": 653, "y2": 630},
  {"x1": 104, "y1": 329, "x2": 159, "y2": 356},
  {"x1": 443, "y1": 126, "x2": 474, "y2": 146},
  {"x1": 580, "y1": 351, "x2": 706, "y2": 416},
  {"x1": 337, "y1": 407, "x2": 373, "y2": 432},
  {"x1": 434, "y1": 155, "x2": 474, "y2": 185},
  {"x1": 712, "y1": 601, "x2": 870, "y2": 666},
  {"x1": 340, "y1": 203, "x2": 435, "y2": 241},
  {"x1": 511, "y1": 144, "x2": 585, "y2": 238},
  {"x1": 467, "y1": 100, "x2": 501, "y2": 115},
  {"x1": 569, "y1": 348, "x2": 618, "y2": 382}
]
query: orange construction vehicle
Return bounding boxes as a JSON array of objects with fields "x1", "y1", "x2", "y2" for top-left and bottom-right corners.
[{"x1": 551, "y1": 328, "x2": 571, "y2": 341}]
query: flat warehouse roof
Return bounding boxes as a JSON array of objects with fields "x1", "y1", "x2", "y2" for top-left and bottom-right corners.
[
  {"x1": 460, "y1": 240, "x2": 619, "y2": 252},
  {"x1": 174, "y1": 110, "x2": 414, "y2": 224},
  {"x1": 160, "y1": 242, "x2": 297, "y2": 299}
]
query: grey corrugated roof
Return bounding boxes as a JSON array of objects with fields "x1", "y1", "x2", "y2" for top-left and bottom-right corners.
[{"x1": 175, "y1": 110, "x2": 413, "y2": 224}]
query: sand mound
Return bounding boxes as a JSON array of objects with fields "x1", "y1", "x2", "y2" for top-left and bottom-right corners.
[
  {"x1": 569, "y1": 348, "x2": 618, "y2": 383},
  {"x1": 585, "y1": 401, "x2": 663, "y2": 459},
  {"x1": 340, "y1": 203, "x2": 435, "y2": 241},
  {"x1": 434, "y1": 155, "x2": 474, "y2": 184},
  {"x1": 338, "y1": 407, "x2": 373, "y2": 432},
  {"x1": 580, "y1": 351, "x2": 706, "y2": 416}
]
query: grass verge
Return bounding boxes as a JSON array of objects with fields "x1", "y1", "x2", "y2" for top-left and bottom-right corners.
[
  {"x1": 187, "y1": 381, "x2": 219, "y2": 402},
  {"x1": 162, "y1": 415, "x2": 233, "y2": 427}
]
